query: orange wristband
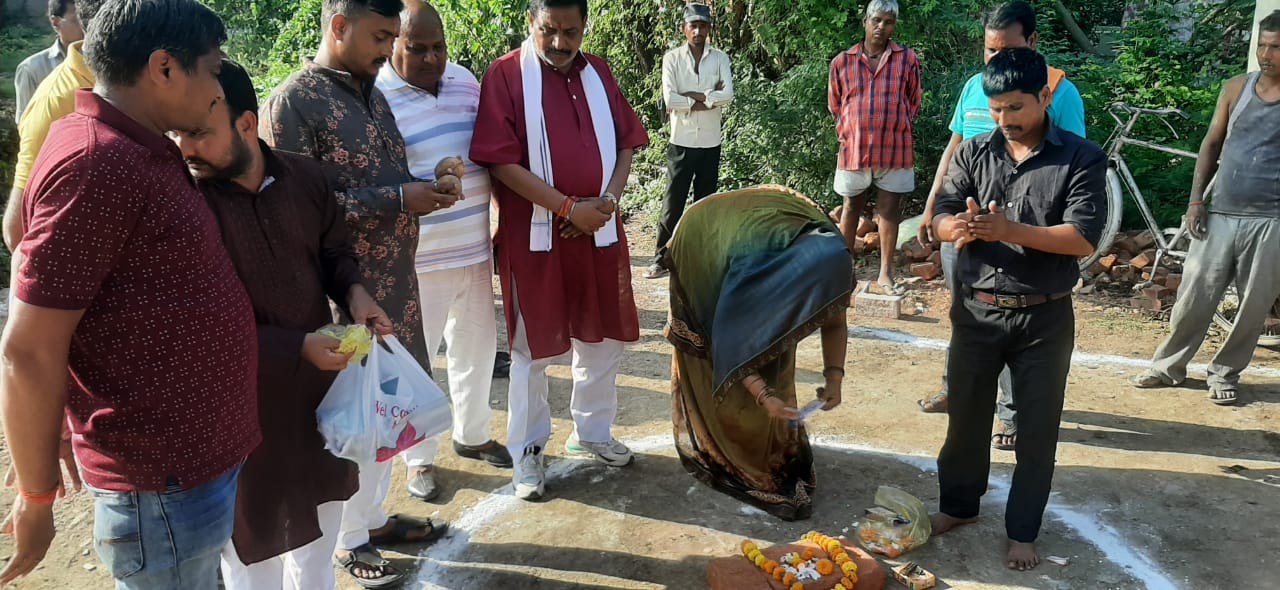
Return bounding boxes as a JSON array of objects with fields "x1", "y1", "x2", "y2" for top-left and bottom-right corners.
[{"x1": 19, "y1": 485, "x2": 58, "y2": 506}]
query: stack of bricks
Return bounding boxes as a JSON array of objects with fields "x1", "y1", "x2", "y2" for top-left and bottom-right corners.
[
  {"x1": 901, "y1": 238, "x2": 941, "y2": 281},
  {"x1": 1082, "y1": 229, "x2": 1184, "y2": 311}
]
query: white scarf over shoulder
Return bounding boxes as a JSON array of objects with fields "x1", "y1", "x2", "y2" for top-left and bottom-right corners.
[{"x1": 519, "y1": 38, "x2": 618, "y2": 251}]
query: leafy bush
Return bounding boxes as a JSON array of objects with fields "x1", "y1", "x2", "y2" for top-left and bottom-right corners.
[
  {"x1": 1054, "y1": 0, "x2": 1252, "y2": 227},
  {"x1": 201, "y1": 0, "x2": 1252, "y2": 229}
]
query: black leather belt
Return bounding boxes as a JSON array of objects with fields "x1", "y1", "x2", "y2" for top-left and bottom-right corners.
[{"x1": 968, "y1": 288, "x2": 1071, "y2": 309}]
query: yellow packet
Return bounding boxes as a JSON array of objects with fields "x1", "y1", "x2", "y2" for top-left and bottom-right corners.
[{"x1": 317, "y1": 324, "x2": 373, "y2": 363}]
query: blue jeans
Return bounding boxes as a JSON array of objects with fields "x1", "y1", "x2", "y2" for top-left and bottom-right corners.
[
  {"x1": 940, "y1": 242, "x2": 1016, "y2": 430},
  {"x1": 87, "y1": 465, "x2": 241, "y2": 590}
]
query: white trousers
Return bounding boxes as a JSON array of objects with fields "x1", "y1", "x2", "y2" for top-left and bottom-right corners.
[
  {"x1": 505, "y1": 294, "x2": 624, "y2": 459},
  {"x1": 401, "y1": 261, "x2": 498, "y2": 470},
  {"x1": 336, "y1": 456, "x2": 392, "y2": 551},
  {"x1": 219, "y1": 501, "x2": 343, "y2": 590}
]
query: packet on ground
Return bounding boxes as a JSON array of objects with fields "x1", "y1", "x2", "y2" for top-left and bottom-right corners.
[{"x1": 856, "y1": 486, "x2": 931, "y2": 558}]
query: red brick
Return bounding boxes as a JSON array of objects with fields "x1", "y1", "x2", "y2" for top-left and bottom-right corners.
[
  {"x1": 1132, "y1": 229, "x2": 1157, "y2": 250},
  {"x1": 856, "y1": 216, "x2": 877, "y2": 238},
  {"x1": 1164, "y1": 273, "x2": 1182, "y2": 291},
  {"x1": 861, "y1": 232, "x2": 880, "y2": 250},
  {"x1": 902, "y1": 238, "x2": 932, "y2": 262},
  {"x1": 1130, "y1": 249, "x2": 1157, "y2": 270},
  {"x1": 707, "y1": 538, "x2": 885, "y2": 590},
  {"x1": 1130, "y1": 296, "x2": 1166, "y2": 311},
  {"x1": 927, "y1": 249, "x2": 942, "y2": 266},
  {"x1": 910, "y1": 262, "x2": 940, "y2": 280},
  {"x1": 1141, "y1": 265, "x2": 1170, "y2": 282},
  {"x1": 1141, "y1": 285, "x2": 1174, "y2": 301},
  {"x1": 1113, "y1": 236, "x2": 1139, "y2": 255},
  {"x1": 1098, "y1": 254, "x2": 1118, "y2": 271}
]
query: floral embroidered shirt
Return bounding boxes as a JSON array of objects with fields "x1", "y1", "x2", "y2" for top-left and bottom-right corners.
[{"x1": 261, "y1": 59, "x2": 430, "y2": 370}]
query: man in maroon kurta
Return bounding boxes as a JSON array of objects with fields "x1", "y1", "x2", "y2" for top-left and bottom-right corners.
[
  {"x1": 470, "y1": 0, "x2": 648, "y2": 501},
  {"x1": 172, "y1": 61, "x2": 392, "y2": 590}
]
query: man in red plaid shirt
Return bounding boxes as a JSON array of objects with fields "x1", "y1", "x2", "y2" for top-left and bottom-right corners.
[{"x1": 828, "y1": 0, "x2": 921, "y2": 294}]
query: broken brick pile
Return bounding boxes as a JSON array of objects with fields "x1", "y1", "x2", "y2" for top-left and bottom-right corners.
[
  {"x1": 895, "y1": 228, "x2": 1187, "y2": 313},
  {"x1": 900, "y1": 238, "x2": 942, "y2": 281},
  {"x1": 1082, "y1": 229, "x2": 1184, "y2": 312}
]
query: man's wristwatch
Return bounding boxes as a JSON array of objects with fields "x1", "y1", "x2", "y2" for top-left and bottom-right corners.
[{"x1": 601, "y1": 192, "x2": 619, "y2": 206}]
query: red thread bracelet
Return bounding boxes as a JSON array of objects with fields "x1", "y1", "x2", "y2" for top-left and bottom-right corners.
[
  {"x1": 19, "y1": 486, "x2": 58, "y2": 506},
  {"x1": 556, "y1": 197, "x2": 577, "y2": 218}
]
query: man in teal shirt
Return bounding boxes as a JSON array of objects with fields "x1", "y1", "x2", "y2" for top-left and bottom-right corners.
[{"x1": 916, "y1": 1, "x2": 1086, "y2": 451}]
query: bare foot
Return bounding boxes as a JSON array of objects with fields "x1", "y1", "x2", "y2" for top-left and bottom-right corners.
[
  {"x1": 929, "y1": 512, "x2": 977, "y2": 536},
  {"x1": 1007, "y1": 540, "x2": 1040, "y2": 571}
]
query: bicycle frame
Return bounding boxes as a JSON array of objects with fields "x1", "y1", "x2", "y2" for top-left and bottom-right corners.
[{"x1": 1103, "y1": 107, "x2": 1201, "y2": 279}]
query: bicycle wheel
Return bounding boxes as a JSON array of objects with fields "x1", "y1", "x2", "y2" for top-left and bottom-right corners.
[
  {"x1": 1212, "y1": 286, "x2": 1280, "y2": 347},
  {"x1": 1079, "y1": 167, "x2": 1125, "y2": 271}
]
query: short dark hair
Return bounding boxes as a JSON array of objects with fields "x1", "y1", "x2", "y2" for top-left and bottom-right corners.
[
  {"x1": 982, "y1": 47, "x2": 1047, "y2": 97},
  {"x1": 1261, "y1": 10, "x2": 1280, "y2": 34},
  {"x1": 77, "y1": 0, "x2": 105, "y2": 25},
  {"x1": 218, "y1": 59, "x2": 258, "y2": 123},
  {"x1": 49, "y1": 0, "x2": 74, "y2": 19},
  {"x1": 528, "y1": 0, "x2": 588, "y2": 21},
  {"x1": 984, "y1": 1, "x2": 1036, "y2": 39},
  {"x1": 323, "y1": 0, "x2": 404, "y2": 22},
  {"x1": 84, "y1": 0, "x2": 227, "y2": 88}
]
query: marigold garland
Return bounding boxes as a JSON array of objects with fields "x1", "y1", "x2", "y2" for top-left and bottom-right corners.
[{"x1": 739, "y1": 533, "x2": 860, "y2": 589}]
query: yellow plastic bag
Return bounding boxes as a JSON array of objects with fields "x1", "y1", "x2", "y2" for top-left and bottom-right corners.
[
  {"x1": 856, "y1": 486, "x2": 931, "y2": 558},
  {"x1": 316, "y1": 324, "x2": 373, "y2": 364}
]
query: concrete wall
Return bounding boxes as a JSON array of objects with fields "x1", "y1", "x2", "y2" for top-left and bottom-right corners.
[{"x1": 1252, "y1": 0, "x2": 1280, "y2": 71}]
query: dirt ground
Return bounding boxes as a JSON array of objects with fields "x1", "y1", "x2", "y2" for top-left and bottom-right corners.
[{"x1": 1, "y1": 220, "x2": 1277, "y2": 590}]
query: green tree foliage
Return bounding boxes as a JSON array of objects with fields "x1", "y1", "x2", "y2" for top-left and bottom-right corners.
[{"x1": 204, "y1": 0, "x2": 1252, "y2": 226}]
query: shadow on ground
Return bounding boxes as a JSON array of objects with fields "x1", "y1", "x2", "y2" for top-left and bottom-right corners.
[{"x1": 393, "y1": 440, "x2": 1280, "y2": 589}]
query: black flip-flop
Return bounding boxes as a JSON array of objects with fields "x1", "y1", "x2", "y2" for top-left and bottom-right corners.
[
  {"x1": 333, "y1": 544, "x2": 405, "y2": 589},
  {"x1": 369, "y1": 514, "x2": 448, "y2": 547},
  {"x1": 493, "y1": 351, "x2": 511, "y2": 379},
  {"x1": 991, "y1": 424, "x2": 1017, "y2": 451}
]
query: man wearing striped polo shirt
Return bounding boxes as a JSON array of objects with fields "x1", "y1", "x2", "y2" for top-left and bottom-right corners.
[{"x1": 376, "y1": 0, "x2": 511, "y2": 502}]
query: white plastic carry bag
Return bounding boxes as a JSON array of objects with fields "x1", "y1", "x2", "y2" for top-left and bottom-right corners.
[{"x1": 317, "y1": 335, "x2": 452, "y2": 464}]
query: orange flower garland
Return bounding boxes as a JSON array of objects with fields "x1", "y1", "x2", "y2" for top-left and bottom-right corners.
[{"x1": 739, "y1": 533, "x2": 860, "y2": 590}]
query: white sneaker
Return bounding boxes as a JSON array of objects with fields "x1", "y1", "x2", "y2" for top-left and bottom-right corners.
[
  {"x1": 513, "y1": 446, "x2": 545, "y2": 501},
  {"x1": 564, "y1": 435, "x2": 633, "y2": 467}
]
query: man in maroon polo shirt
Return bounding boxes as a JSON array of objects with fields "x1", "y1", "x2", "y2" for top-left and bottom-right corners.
[{"x1": 0, "y1": 1, "x2": 259, "y2": 588}]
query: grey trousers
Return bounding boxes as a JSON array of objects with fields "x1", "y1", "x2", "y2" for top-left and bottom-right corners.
[
  {"x1": 1150, "y1": 213, "x2": 1280, "y2": 389},
  {"x1": 940, "y1": 241, "x2": 1017, "y2": 429}
]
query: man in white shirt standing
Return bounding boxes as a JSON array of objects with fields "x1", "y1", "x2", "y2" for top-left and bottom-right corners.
[
  {"x1": 13, "y1": 0, "x2": 84, "y2": 122},
  {"x1": 375, "y1": 0, "x2": 512, "y2": 502},
  {"x1": 646, "y1": 2, "x2": 734, "y2": 279}
]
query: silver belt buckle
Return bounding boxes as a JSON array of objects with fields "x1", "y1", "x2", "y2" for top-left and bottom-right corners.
[{"x1": 996, "y1": 294, "x2": 1021, "y2": 308}]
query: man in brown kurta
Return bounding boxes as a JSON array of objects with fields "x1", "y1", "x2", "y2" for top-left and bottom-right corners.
[
  {"x1": 258, "y1": 1, "x2": 452, "y2": 585},
  {"x1": 172, "y1": 61, "x2": 393, "y2": 590}
]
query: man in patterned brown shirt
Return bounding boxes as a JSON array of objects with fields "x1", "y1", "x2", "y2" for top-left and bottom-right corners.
[{"x1": 260, "y1": 0, "x2": 456, "y2": 586}]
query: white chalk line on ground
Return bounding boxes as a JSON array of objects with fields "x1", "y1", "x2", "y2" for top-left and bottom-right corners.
[
  {"x1": 413, "y1": 434, "x2": 673, "y2": 589},
  {"x1": 415, "y1": 434, "x2": 1178, "y2": 590},
  {"x1": 850, "y1": 325, "x2": 1280, "y2": 379},
  {"x1": 812, "y1": 437, "x2": 1179, "y2": 590}
]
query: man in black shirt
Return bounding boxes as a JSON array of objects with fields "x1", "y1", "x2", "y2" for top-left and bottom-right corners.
[{"x1": 928, "y1": 48, "x2": 1107, "y2": 571}]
